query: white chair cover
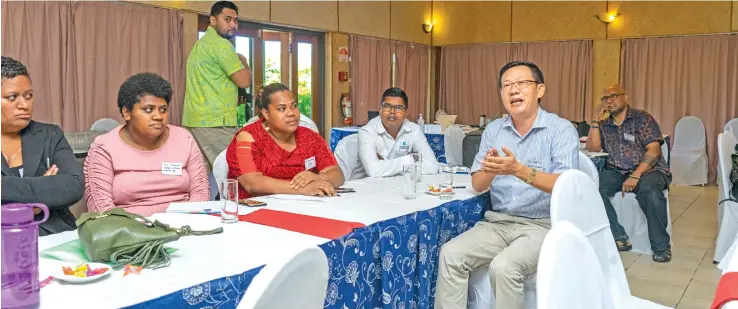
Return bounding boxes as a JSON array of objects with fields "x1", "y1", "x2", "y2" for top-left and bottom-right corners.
[
  {"x1": 536, "y1": 221, "x2": 615, "y2": 309},
  {"x1": 577, "y1": 152, "x2": 600, "y2": 187},
  {"x1": 468, "y1": 267, "x2": 537, "y2": 309},
  {"x1": 299, "y1": 115, "x2": 320, "y2": 133},
  {"x1": 444, "y1": 125, "x2": 466, "y2": 166},
  {"x1": 334, "y1": 134, "x2": 366, "y2": 181},
  {"x1": 245, "y1": 114, "x2": 319, "y2": 133},
  {"x1": 610, "y1": 190, "x2": 672, "y2": 254},
  {"x1": 671, "y1": 116, "x2": 708, "y2": 185},
  {"x1": 237, "y1": 245, "x2": 329, "y2": 309},
  {"x1": 89, "y1": 118, "x2": 120, "y2": 132},
  {"x1": 715, "y1": 132, "x2": 738, "y2": 263},
  {"x1": 725, "y1": 118, "x2": 738, "y2": 136},
  {"x1": 551, "y1": 170, "x2": 674, "y2": 309},
  {"x1": 718, "y1": 232, "x2": 738, "y2": 273},
  {"x1": 212, "y1": 150, "x2": 228, "y2": 189},
  {"x1": 551, "y1": 170, "x2": 631, "y2": 309}
]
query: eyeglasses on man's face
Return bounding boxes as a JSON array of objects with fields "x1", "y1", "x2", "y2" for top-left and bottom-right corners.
[
  {"x1": 600, "y1": 93, "x2": 625, "y2": 103},
  {"x1": 500, "y1": 80, "x2": 537, "y2": 92},
  {"x1": 380, "y1": 103, "x2": 407, "y2": 113}
]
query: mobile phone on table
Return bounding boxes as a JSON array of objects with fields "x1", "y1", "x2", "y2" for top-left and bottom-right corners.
[
  {"x1": 240, "y1": 199, "x2": 267, "y2": 207},
  {"x1": 335, "y1": 188, "x2": 355, "y2": 193}
]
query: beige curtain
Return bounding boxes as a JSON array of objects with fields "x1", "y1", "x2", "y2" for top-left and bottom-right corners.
[
  {"x1": 1, "y1": 1, "x2": 76, "y2": 128},
  {"x1": 512, "y1": 40, "x2": 592, "y2": 123},
  {"x1": 394, "y1": 41, "x2": 430, "y2": 122},
  {"x1": 349, "y1": 35, "x2": 392, "y2": 126},
  {"x1": 1, "y1": 1, "x2": 184, "y2": 131},
  {"x1": 439, "y1": 40, "x2": 592, "y2": 125},
  {"x1": 69, "y1": 2, "x2": 184, "y2": 131},
  {"x1": 621, "y1": 34, "x2": 738, "y2": 183},
  {"x1": 439, "y1": 44, "x2": 512, "y2": 124}
]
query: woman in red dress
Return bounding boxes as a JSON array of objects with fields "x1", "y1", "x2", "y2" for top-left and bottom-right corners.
[{"x1": 226, "y1": 83, "x2": 344, "y2": 199}]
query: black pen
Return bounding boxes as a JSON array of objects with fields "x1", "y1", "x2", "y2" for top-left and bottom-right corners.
[{"x1": 453, "y1": 186, "x2": 466, "y2": 189}]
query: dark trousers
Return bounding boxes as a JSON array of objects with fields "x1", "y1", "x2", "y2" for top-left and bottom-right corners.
[{"x1": 598, "y1": 168, "x2": 672, "y2": 252}]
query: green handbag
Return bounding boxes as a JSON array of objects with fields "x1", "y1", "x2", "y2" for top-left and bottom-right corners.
[{"x1": 76, "y1": 208, "x2": 223, "y2": 269}]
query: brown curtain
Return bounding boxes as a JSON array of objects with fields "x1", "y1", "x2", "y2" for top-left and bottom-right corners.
[
  {"x1": 1, "y1": 1, "x2": 184, "y2": 131},
  {"x1": 69, "y1": 2, "x2": 184, "y2": 131},
  {"x1": 621, "y1": 34, "x2": 738, "y2": 183},
  {"x1": 2, "y1": 1, "x2": 76, "y2": 128},
  {"x1": 439, "y1": 40, "x2": 593, "y2": 124},
  {"x1": 394, "y1": 41, "x2": 430, "y2": 122},
  {"x1": 349, "y1": 35, "x2": 392, "y2": 126}
]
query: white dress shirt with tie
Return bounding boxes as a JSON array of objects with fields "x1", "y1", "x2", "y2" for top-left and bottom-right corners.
[{"x1": 358, "y1": 117, "x2": 439, "y2": 177}]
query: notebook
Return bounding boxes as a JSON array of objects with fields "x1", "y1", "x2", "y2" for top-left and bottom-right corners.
[{"x1": 166, "y1": 201, "x2": 223, "y2": 214}]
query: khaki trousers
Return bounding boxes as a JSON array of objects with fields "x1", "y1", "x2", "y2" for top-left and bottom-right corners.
[
  {"x1": 435, "y1": 211, "x2": 551, "y2": 309},
  {"x1": 186, "y1": 126, "x2": 236, "y2": 169}
]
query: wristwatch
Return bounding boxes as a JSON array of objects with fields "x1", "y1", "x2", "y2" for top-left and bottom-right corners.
[{"x1": 525, "y1": 168, "x2": 537, "y2": 184}]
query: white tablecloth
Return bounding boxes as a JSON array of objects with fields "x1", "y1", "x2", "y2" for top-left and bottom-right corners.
[{"x1": 38, "y1": 174, "x2": 478, "y2": 308}]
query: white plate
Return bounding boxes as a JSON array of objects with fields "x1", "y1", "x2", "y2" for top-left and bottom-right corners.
[
  {"x1": 425, "y1": 190, "x2": 454, "y2": 196},
  {"x1": 54, "y1": 263, "x2": 112, "y2": 284}
]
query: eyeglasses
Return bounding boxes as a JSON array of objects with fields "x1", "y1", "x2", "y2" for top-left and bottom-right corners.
[
  {"x1": 600, "y1": 93, "x2": 625, "y2": 103},
  {"x1": 380, "y1": 103, "x2": 407, "y2": 113},
  {"x1": 500, "y1": 80, "x2": 537, "y2": 92}
]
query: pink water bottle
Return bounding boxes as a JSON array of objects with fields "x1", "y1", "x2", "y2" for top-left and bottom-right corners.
[{"x1": 1, "y1": 203, "x2": 49, "y2": 309}]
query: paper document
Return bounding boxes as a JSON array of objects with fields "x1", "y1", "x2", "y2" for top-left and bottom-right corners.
[
  {"x1": 166, "y1": 201, "x2": 223, "y2": 214},
  {"x1": 261, "y1": 194, "x2": 339, "y2": 203}
]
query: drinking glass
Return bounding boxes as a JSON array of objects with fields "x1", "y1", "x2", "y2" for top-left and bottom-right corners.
[
  {"x1": 442, "y1": 165, "x2": 454, "y2": 186},
  {"x1": 220, "y1": 179, "x2": 239, "y2": 223},
  {"x1": 440, "y1": 184, "x2": 453, "y2": 200},
  {"x1": 412, "y1": 152, "x2": 423, "y2": 183},
  {"x1": 403, "y1": 165, "x2": 417, "y2": 200}
]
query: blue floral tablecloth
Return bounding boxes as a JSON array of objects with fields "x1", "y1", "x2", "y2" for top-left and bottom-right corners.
[
  {"x1": 126, "y1": 193, "x2": 489, "y2": 309},
  {"x1": 330, "y1": 127, "x2": 447, "y2": 164}
]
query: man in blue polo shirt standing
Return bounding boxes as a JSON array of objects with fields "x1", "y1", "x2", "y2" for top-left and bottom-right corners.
[{"x1": 435, "y1": 61, "x2": 579, "y2": 309}]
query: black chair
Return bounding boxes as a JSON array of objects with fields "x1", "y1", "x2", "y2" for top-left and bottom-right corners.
[
  {"x1": 462, "y1": 130, "x2": 483, "y2": 167},
  {"x1": 368, "y1": 111, "x2": 380, "y2": 123}
]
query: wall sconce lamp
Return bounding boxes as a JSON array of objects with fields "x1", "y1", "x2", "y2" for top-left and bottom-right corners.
[
  {"x1": 422, "y1": 23, "x2": 433, "y2": 33},
  {"x1": 595, "y1": 12, "x2": 621, "y2": 24}
]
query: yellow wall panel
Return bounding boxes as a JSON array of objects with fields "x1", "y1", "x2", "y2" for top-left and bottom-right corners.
[
  {"x1": 391, "y1": 1, "x2": 432, "y2": 45},
  {"x1": 511, "y1": 1, "x2": 607, "y2": 42},
  {"x1": 271, "y1": 1, "x2": 338, "y2": 31},
  {"x1": 132, "y1": 1, "x2": 269, "y2": 21},
  {"x1": 339, "y1": 1, "x2": 390, "y2": 38},
  {"x1": 733, "y1": 1, "x2": 738, "y2": 32},
  {"x1": 607, "y1": 1, "x2": 732, "y2": 38},
  {"x1": 592, "y1": 39, "x2": 621, "y2": 111},
  {"x1": 432, "y1": 1, "x2": 512, "y2": 45}
]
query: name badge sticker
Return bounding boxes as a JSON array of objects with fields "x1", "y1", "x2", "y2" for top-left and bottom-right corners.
[
  {"x1": 162, "y1": 162, "x2": 182, "y2": 176},
  {"x1": 305, "y1": 156, "x2": 317, "y2": 170},
  {"x1": 624, "y1": 133, "x2": 636, "y2": 142}
]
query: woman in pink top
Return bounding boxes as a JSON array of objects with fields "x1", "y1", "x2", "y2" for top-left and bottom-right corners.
[{"x1": 84, "y1": 73, "x2": 209, "y2": 216}]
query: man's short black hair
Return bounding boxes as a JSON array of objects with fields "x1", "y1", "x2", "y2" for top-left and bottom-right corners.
[
  {"x1": 117, "y1": 73, "x2": 172, "y2": 113},
  {"x1": 381, "y1": 87, "x2": 409, "y2": 107},
  {"x1": 1, "y1": 56, "x2": 29, "y2": 80},
  {"x1": 497, "y1": 61, "x2": 544, "y2": 88},
  {"x1": 211, "y1": 1, "x2": 239, "y2": 17}
]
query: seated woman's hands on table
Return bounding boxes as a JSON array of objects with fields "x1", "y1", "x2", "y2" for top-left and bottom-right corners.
[{"x1": 290, "y1": 170, "x2": 337, "y2": 197}]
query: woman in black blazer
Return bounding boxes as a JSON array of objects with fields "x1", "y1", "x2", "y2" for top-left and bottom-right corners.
[{"x1": 1, "y1": 56, "x2": 83, "y2": 236}]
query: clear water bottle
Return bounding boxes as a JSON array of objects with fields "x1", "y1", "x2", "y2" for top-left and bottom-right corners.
[
  {"x1": 2, "y1": 203, "x2": 49, "y2": 309},
  {"x1": 418, "y1": 113, "x2": 425, "y2": 133}
]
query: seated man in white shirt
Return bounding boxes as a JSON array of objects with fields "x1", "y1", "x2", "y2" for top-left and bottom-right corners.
[{"x1": 358, "y1": 87, "x2": 439, "y2": 177}]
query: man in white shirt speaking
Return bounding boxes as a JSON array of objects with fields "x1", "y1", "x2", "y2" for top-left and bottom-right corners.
[{"x1": 358, "y1": 87, "x2": 439, "y2": 177}]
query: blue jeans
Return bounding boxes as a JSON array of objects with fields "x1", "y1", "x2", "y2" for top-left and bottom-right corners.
[{"x1": 598, "y1": 168, "x2": 672, "y2": 252}]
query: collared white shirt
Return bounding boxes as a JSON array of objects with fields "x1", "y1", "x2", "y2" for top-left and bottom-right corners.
[{"x1": 358, "y1": 117, "x2": 439, "y2": 177}]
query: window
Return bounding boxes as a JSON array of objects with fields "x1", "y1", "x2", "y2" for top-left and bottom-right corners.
[{"x1": 197, "y1": 17, "x2": 324, "y2": 128}]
